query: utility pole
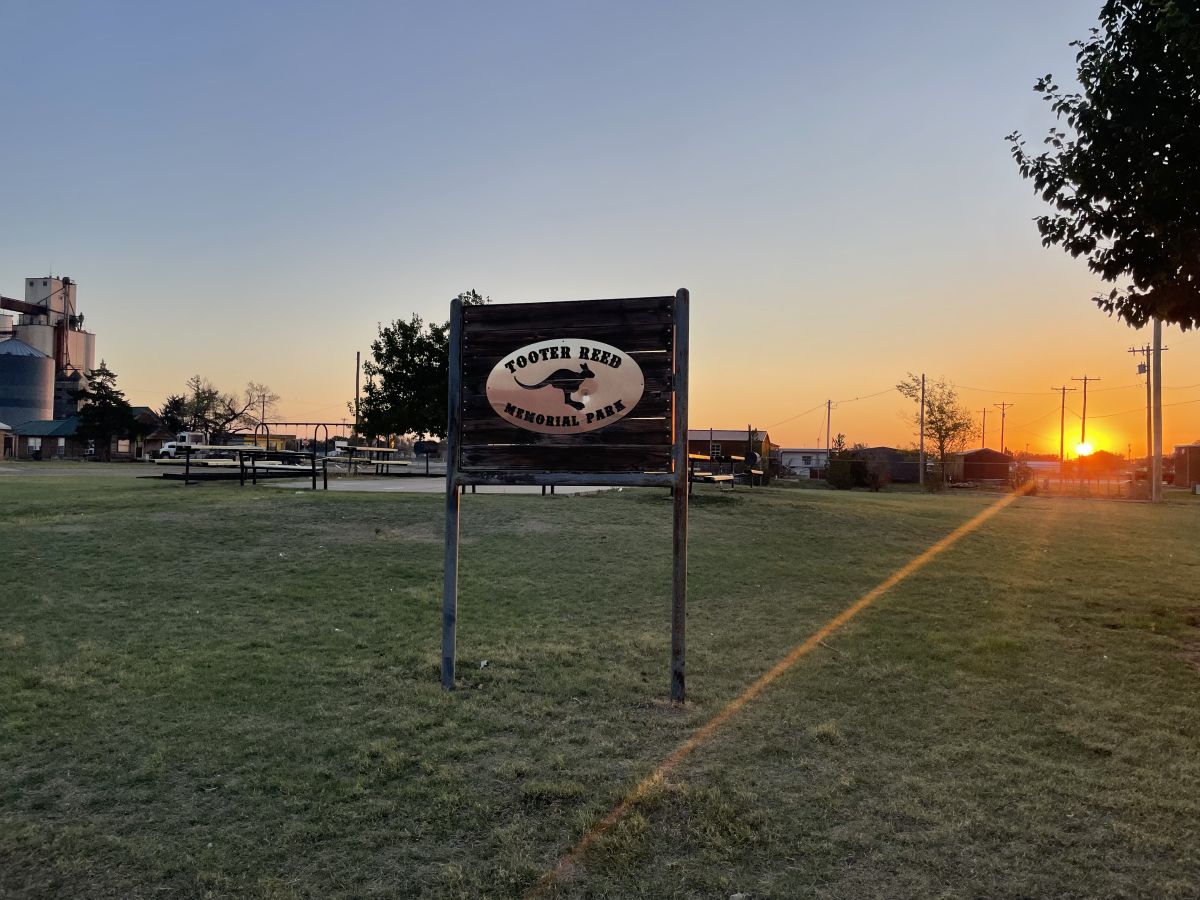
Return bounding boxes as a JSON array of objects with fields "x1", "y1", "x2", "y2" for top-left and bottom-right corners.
[
  {"x1": 1071, "y1": 375, "x2": 1100, "y2": 444},
  {"x1": 1152, "y1": 319, "x2": 1164, "y2": 502},
  {"x1": 980, "y1": 408, "x2": 987, "y2": 449},
  {"x1": 1051, "y1": 386, "x2": 1076, "y2": 462},
  {"x1": 825, "y1": 399, "x2": 831, "y2": 456},
  {"x1": 1129, "y1": 343, "x2": 1153, "y2": 465},
  {"x1": 993, "y1": 402, "x2": 1013, "y2": 455},
  {"x1": 354, "y1": 350, "x2": 362, "y2": 438},
  {"x1": 918, "y1": 375, "x2": 925, "y2": 486}
]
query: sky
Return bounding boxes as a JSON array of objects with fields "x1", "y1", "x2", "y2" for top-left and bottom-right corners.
[{"x1": 1, "y1": 0, "x2": 1196, "y2": 456}]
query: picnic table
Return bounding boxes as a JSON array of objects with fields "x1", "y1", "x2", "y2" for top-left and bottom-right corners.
[{"x1": 330, "y1": 446, "x2": 411, "y2": 475}]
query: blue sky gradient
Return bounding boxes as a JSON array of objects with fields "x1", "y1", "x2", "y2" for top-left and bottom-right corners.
[{"x1": 2, "y1": 1, "x2": 1193, "y2": 449}]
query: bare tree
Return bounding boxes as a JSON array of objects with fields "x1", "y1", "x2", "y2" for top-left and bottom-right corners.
[
  {"x1": 897, "y1": 373, "x2": 976, "y2": 486},
  {"x1": 178, "y1": 376, "x2": 279, "y2": 440}
]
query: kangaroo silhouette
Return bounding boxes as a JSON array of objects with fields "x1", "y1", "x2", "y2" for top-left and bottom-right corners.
[{"x1": 515, "y1": 363, "x2": 595, "y2": 410}]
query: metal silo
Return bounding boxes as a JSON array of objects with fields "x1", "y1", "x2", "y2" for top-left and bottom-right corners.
[{"x1": 0, "y1": 339, "x2": 54, "y2": 427}]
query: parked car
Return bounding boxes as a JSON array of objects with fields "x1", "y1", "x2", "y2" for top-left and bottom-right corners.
[{"x1": 158, "y1": 432, "x2": 208, "y2": 459}]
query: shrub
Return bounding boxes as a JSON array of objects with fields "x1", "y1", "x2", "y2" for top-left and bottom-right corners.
[{"x1": 826, "y1": 458, "x2": 867, "y2": 490}]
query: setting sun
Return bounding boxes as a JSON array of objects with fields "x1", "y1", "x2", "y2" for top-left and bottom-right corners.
[{"x1": 1075, "y1": 442, "x2": 1095, "y2": 457}]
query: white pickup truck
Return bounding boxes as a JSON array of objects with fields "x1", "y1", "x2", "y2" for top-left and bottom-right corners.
[{"x1": 157, "y1": 432, "x2": 208, "y2": 459}]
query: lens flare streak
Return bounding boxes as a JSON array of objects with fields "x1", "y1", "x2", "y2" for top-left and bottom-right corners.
[{"x1": 527, "y1": 484, "x2": 1034, "y2": 897}]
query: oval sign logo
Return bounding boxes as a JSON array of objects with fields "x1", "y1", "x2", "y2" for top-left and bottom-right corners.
[{"x1": 485, "y1": 339, "x2": 644, "y2": 434}]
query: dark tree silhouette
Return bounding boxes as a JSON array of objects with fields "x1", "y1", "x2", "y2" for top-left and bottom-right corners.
[
  {"x1": 359, "y1": 290, "x2": 487, "y2": 439},
  {"x1": 1008, "y1": 1, "x2": 1200, "y2": 329},
  {"x1": 74, "y1": 361, "x2": 137, "y2": 461}
]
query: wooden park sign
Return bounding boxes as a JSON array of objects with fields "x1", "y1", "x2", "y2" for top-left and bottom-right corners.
[{"x1": 442, "y1": 289, "x2": 690, "y2": 701}]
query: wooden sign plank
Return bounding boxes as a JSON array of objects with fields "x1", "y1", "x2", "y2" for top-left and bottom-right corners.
[{"x1": 442, "y1": 289, "x2": 689, "y2": 703}]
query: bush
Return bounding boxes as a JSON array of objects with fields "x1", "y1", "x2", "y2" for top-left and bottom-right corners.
[
  {"x1": 1009, "y1": 462, "x2": 1038, "y2": 494},
  {"x1": 865, "y1": 458, "x2": 891, "y2": 492},
  {"x1": 826, "y1": 458, "x2": 867, "y2": 490},
  {"x1": 924, "y1": 463, "x2": 945, "y2": 492}
]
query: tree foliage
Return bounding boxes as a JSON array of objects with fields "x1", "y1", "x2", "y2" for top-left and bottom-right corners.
[
  {"x1": 359, "y1": 290, "x2": 488, "y2": 439},
  {"x1": 896, "y1": 374, "x2": 977, "y2": 483},
  {"x1": 158, "y1": 394, "x2": 188, "y2": 434},
  {"x1": 1008, "y1": 0, "x2": 1200, "y2": 329},
  {"x1": 74, "y1": 361, "x2": 137, "y2": 460},
  {"x1": 159, "y1": 377, "x2": 278, "y2": 440}
]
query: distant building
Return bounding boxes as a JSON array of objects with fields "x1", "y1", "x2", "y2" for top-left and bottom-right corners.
[
  {"x1": 855, "y1": 446, "x2": 921, "y2": 483},
  {"x1": 0, "y1": 420, "x2": 11, "y2": 458},
  {"x1": 948, "y1": 448, "x2": 1013, "y2": 481},
  {"x1": 0, "y1": 339, "x2": 54, "y2": 427},
  {"x1": 0, "y1": 274, "x2": 98, "y2": 421},
  {"x1": 129, "y1": 407, "x2": 172, "y2": 459},
  {"x1": 11, "y1": 417, "x2": 82, "y2": 459},
  {"x1": 1174, "y1": 444, "x2": 1200, "y2": 489},
  {"x1": 687, "y1": 428, "x2": 777, "y2": 464},
  {"x1": 780, "y1": 447, "x2": 829, "y2": 479}
]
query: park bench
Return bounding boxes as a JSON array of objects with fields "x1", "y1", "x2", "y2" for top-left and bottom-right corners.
[{"x1": 688, "y1": 453, "x2": 736, "y2": 491}]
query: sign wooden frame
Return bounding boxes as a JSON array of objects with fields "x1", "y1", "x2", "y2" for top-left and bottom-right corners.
[{"x1": 441, "y1": 289, "x2": 690, "y2": 701}]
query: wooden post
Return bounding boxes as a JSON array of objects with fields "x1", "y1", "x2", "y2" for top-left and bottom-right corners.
[
  {"x1": 441, "y1": 296, "x2": 465, "y2": 690},
  {"x1": 1152, "y1": 318, "x2": 1164, "y2": 502},
  {"x1": 239, "y1": 450, "x2": 245, "y2": 486},
  {"x1": 311, "y1": 451, "x2": 317, "y2": 491},
  {"x1": 322, "y1": 457, "x2": 328, "y2": 490},
  {"x1": 184, "y1": 445, "x2": 191, "y2": 486},
  {"x1": 671, "y1": 288, "x2": 690, "y2": 703}
]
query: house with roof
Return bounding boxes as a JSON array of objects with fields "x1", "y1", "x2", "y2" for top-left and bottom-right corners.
[
  {"x1": 947, "y1": 447, "x2": 1013, "y2": 482},
  {"x1": 780, "y1": 447, "x2": 829, "y2": 479},
  {"x1": 127, "y1": 406, "x2": 172, "y2": 459},
  {"x1": 687, "y1": 428, "x2": 779, "y2": 479},
  {"x1": 855, "y1": 446, "x2": 922, "y2": 483},
  {"x1": 688, "y1": 428, "x2": 777, "y2": 463},
  {"x1": 11, "y1": 417, "x2": 82, "y2": 459}
]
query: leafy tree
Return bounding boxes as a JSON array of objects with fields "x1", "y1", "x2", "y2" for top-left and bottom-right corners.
[
  {"x1": 74, "y1": 361, "x2": 137, "y2": 461},
  {"x1": 896, "y1": 374, "x2": 977, "y2": 485},
  {"x1": 1007, "y1": 1, "x2": 1200, "y2": 329},
  {"x1": 359, "y1": 290, "x2": 488, "y2": 439},
  {"x1": 1009, "y1": 461, "x2": 1038, "y2": 493},
  {"x1": 159, "y1": 394, "x2": 188, "y2": 434},
  {"x1": 824, "y1": 434, "x2": 867, "y2": 490},
  {"x1": 1080, "y1": 448, "x2": 1125, "y2": 474},
  {"x1": 167, "y1": 377, "x2": 279, "y2": 440}
]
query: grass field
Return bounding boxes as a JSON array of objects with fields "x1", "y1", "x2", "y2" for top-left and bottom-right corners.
[{"x1": 1, "y1": 472, "x2": 1198, "y2": 898}]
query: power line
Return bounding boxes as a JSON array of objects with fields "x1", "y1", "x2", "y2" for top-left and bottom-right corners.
[
  {"x1": 956, "y1": 384, "x2": 1060, "y2": 396},
  {"x1": 1006, "y1": 406, "x2": 1059, "y2": 431},
  {"x1": 832, "y1": 387, "x2": 896, "y2": 405},
  {"x1": 1089, "y1": 396, "x2": 1200, "y2": 419},
  {"x1": 766, "y1": 387, "x2": 895, "y2": 430},
  {"x1": 766, "y1": 401, "x2": 826, "y2": 430}
]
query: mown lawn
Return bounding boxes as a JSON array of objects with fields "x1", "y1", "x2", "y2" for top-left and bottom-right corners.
[{"x1": 1, "y1": 473, "x2": 1198, "y2": 898}]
